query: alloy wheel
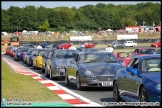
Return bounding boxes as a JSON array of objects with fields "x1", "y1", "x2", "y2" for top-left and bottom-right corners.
[
  {"x1": 140, "y1": 87, "x2": 148, "y2": 102},
  {"x1": 65, "y1": 72, "x2": 69, "y2": 85},
  {"x1": 113, "y1": 82, "x2": 121, "y2": 102},
  {"x1": 76, "y1": 74, "x2": 82, "y2": 90}
]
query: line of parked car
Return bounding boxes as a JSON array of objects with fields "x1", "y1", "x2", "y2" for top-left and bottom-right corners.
[{"x1": 5, "y1": 42, "x2": 161, "y2": 104}]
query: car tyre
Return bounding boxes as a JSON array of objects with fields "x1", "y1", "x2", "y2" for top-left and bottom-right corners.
[
  {"x1": 49, "y1": 67, "x2": 54, "y2": 80},
  {"x1": 33, "y1": 62, "x2": 35, "y2": 69},
  {"x1": 36, "y1": 61, "x2": 39, "y2": 70},
  {"x1": 45, "y1": 66, "x2": 49, "y2": 77},
  {"x1": 139, "y1": 86, "x2": 149, "y2": 102},
  {"x1": 76, "y1": 73, "x2": 83, "y2": 90},
  {"x1": 65, "y1": 71, "x2": 69, "y2": 85},
  {"x1": 24, "y1": 58, "x2": 27, "y2": 64},
  {"x1": 113, "y1": 81, "x2": 121, "y2": 102},
  {"x1": 41, "y1": 66, "x2": 45, "y2": 73}
]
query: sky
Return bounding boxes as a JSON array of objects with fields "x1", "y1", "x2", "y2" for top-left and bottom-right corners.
[{"x1": 2, "y1": 1, "x2": 161, "y2": 9}]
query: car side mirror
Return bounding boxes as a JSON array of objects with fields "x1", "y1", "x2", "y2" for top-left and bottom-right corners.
[
  {"x1": 127, "y1": 67, "x2": 138, "y2": 75},
  {"x1": 119, "y1": 60, "x2": 123, "y2": 64},
  {"x1": 33, "y1": 53, "x2": 38, "y2": 56},
  {"x1": 46, "y1": 56, "x2": 51, "y2": 59},
  {"x1": 70, "y1": 60, "x2": 76, "y2": 64}
]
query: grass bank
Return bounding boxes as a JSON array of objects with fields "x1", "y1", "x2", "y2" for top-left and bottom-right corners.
[{"x1": 2, "y1": 60, "x2": 63, "y2": 102}]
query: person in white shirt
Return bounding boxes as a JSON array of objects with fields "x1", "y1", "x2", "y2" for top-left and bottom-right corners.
[
  {"x1": 37, "y1": 43, "x2": 43, "y2": 49},
  {"x1": 68, "y1": 43, "x2": 76, "y2": 50},
  {"x1": 105, "y1": 44, "x2": 114, "y2": 53}
]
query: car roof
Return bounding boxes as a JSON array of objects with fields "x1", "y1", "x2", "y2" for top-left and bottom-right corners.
[
  {"x1": 136, "y1": 47, "x2": 155, "y2": 50},
  {"x1": 55, "y1": 49, "x2": 80, "y2": 51},
  {"x1": 78, "y1": 51, "x2": 113, "y2": 55},
  {"x1": 134, "y1": 54, "x2": 161, "y2": 59}
]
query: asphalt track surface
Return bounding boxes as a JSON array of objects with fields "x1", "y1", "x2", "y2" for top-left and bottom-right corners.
[{"x1": 2, "y1": 46, "x2": 158, "y2": 106}]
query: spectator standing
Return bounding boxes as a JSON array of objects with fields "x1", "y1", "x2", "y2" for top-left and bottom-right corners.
[
  {"x1": 37, "y1": 43, "x2": 43, "y2": 49},
  {"x1": 68, "y1": 43, "x2": 76, "y2": 50},
  {"x1": 105, "y1": 44, "x2": 114, "y2": 53}
]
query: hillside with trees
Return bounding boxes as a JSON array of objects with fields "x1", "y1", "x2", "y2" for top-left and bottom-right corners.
[{"x1": 1, "y1": 2, "x2": 161, "y2": 32}]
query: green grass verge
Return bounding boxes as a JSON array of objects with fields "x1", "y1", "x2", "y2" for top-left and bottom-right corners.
[{"x1": 2, "y1": 60, "x2": 63, "y2": 102}]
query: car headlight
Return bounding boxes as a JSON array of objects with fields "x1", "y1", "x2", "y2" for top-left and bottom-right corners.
[
  {"x1": 84, "y1": 70, "x2": 93, "y2": 76},
  {"x1": 156, "y1": 84, "x2": 161, "y2": 90},
  {"x1": 56, "y1": 65, "x2": 65, "y2": 69},
  {"x1": 18, "y1": 53, "x2": 20, "y2": 55}
]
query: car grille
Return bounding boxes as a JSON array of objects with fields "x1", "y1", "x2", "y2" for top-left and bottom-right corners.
[{"x1": 96, "y1": 76, "x2": 114, "y2": 81}]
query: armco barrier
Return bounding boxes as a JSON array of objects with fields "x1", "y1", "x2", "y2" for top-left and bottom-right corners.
[{"x1": 19, "y1": 39, "x2": 158, "y2": 45}]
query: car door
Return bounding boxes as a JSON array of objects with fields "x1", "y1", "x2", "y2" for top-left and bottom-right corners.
[
  {"x1": 117, "y1": 43, "x2": 121, "y2": 48},
  {"x1": 122, "y1": 58, "x2": 141, "y2": 98},
  {"x1": 44, "y1": 51, "x2": 53, "y2": 70},
  {"x1": 67, "y1": 54, "x2": 79, "y2": 82},
  {"x1": 51, "y1": 51, "x2": 58, "y2": 75}
]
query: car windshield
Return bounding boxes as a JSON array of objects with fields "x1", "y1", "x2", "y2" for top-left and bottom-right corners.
[
  {"x1": 140, "y1": 49, "x2": 155, "y2": 54},
  {"x1": 85, "y1": 48, "x2": 99, "y2": 52},
  {"x1": 117, "y1": 52, "x2": 131, "y2": 58},
  {"x1": 7, "y1": 47, "x2": 12, "y2": 50},
  {"x1": 39, "y1": 50, "x2": 48, "y2": 56},
  {"x1": 30, "y1": 49, "x2": 37, "y2": 55},
  {"x1": 18, "y1": 49, "x2": 28, "y2": 53},
  {"x1": 55, "y1": 50, "x2": 79, "y2": 59},
  {"x1": 142, "y1": 58, "x2": 161, "y2": 72},
  {"x1": 78, "y1": 53, "x2": 118, "y2": 64}
]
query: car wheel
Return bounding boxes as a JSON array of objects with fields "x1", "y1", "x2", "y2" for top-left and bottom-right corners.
[
  {"x1": 140, "y1": 87, "x2": 149, "y2": 102},
  {"x1": 16, "y1": 57, "x2": 19, "y2": 61},
  {"x1": 45, "y1": 66, "x2": 49, "y2": 77},
  {"x1": 76, "y1": 73, "x2": 83, "y2": 90},
  {"x1": 24, "y1": 58, "x2": 26, "y2": 64},
  {"x1": 156, "y1": 45, "x2": 158, "y2": 47},
  {"x1": 65, "y1": 71, "x2": 69, "y2": 85},
  {"x1": 33, "y1": 62, "x2": 35, "y2": 69},
  {"x1": 41, "y1": 66, "x2": 45, "y2": 73},
  {"x1": 14, "y1": 57, "x2": 16, "y2": 61},
  {"x1": 113, "y1": 81, "x2": 121, "y2": 102},
  {"x1": 49, "y1": 67, "x2": 54, "y2": 80},
  {"x1": 36, "y1": 61, "x2": 38, "y2": 70}
]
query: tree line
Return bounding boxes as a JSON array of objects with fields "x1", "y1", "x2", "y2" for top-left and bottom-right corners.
[{"x1": 1, "y1": 2, "x2": 161, "y2": 32}]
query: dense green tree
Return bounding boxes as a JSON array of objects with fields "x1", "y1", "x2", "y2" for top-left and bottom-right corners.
[{"x1": 1, "y1": 2, "x2": 161, "y2": 32}]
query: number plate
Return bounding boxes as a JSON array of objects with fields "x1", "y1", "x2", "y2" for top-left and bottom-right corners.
[{"x1": 102, "y1": 81, "x2": 113, "y2": 86}]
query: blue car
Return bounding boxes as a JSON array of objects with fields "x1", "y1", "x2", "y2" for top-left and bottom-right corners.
[
  {"x1": 14, "y1": 48, "x2": 28, "y2": 61},
  {"x1": 113, "y1": 54, "x2": 161, "y2": 104},
  {"x1": 40, "y1": 42, "x2": 47, "y2": 48},
  {"x1": 25, "y1": 48, "x2": 40, "y2": 66}
]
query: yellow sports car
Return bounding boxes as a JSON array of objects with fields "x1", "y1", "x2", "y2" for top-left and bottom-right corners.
[{"x1": 33, "y1": 49, "x2": 48, "y2": 70}]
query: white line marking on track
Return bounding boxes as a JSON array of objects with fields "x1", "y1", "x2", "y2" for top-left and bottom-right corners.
[
  {"x1": 58, "y1": 94, "x2": 76, "y2": 100},
  {"x1": 32, "y1": 76, "x2": 42, "y2": 79},
  {"x1": 39, "y1": 80, "x2": 52, "y2": 83},
  {"x1": 47, "y1": 86, "x2": 61, "y2": 90}
]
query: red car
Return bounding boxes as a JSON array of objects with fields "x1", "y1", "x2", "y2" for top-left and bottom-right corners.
[
  {"x1": 6, "y1": 46, "x2": 13, "y2": 55},
  {"x1": 83, "y1": 42, "x2": 95, "y2": 48},
  {"x1": 117, "y1": 52, "x2": 132, "y2": 66},
  {"x1": 10, "y1": 47, "x2": 18, "y2": 57},
  {"x1": 132, "y1": 47, "x2": 156, "y2": 57},
  {"x1": 59, "y1": 43, "x2": 72, "y2": 49},
  {"x1": 151, "y1": 40, "x2": 161, "y2": 47}
]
